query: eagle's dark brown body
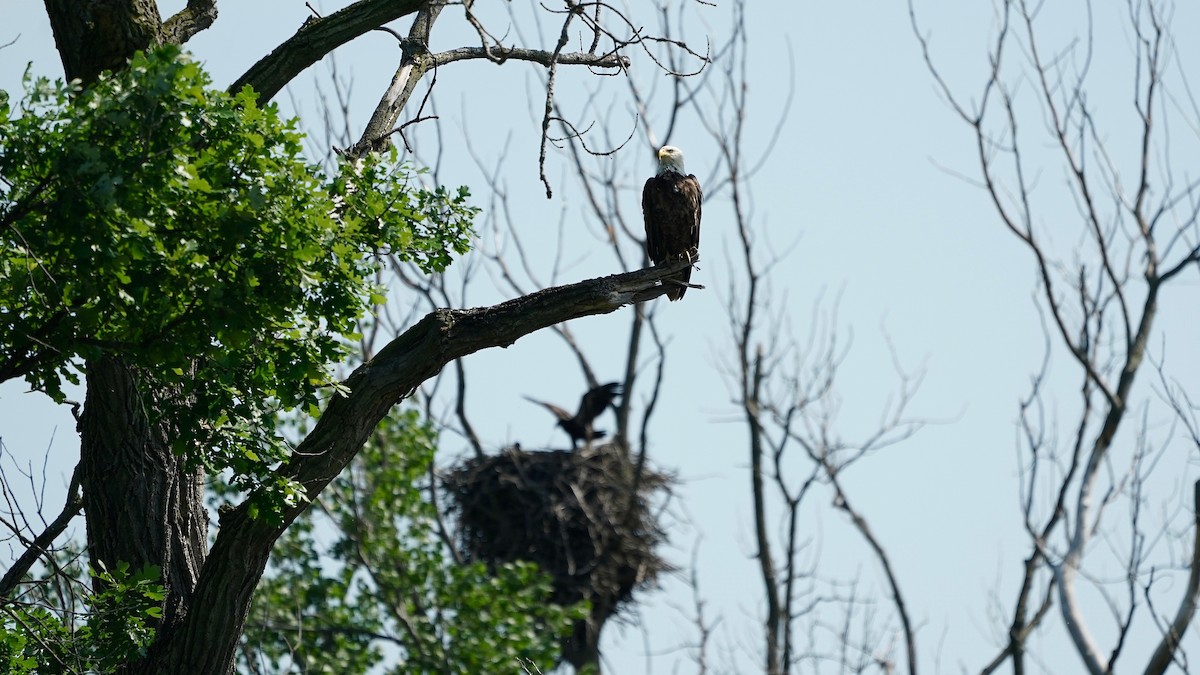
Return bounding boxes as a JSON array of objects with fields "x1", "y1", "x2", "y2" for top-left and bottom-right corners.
[
  {"x1": 643, "y1": 168, "x2": 702, "y2": 300},
  {"x1": 525, "y1": 382, "x2": 623, "y2": 447}
]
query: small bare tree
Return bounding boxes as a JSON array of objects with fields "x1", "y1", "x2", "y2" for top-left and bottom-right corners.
[
  {"x1": 665, "y1": 3, "x2": 929, "y2": 674},
  {"x1": 911, "y1": 0, "x2": 1200, "y2": 672}
]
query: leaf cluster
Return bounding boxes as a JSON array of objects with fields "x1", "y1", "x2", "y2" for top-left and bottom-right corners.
[
  {"x1": 0, "y1": 562, "x2": 165, "y2": 674},
  {"x1": 0, "y1": 47, "x2": 477, "y2": 487}
]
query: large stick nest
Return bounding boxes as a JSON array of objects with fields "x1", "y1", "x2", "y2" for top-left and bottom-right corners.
[{"x1": 443, "y1": 443, "x2": 672, "y2": 616}]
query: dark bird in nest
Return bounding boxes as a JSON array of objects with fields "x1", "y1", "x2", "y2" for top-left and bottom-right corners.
[{"x1": 524, "y1": 382, "x2": 622, "y2": 447}]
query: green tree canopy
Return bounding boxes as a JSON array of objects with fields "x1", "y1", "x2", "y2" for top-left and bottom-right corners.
[
  {"x1": 0, "y1": 47, "x2": 475, "y2": 491},
  {"x1": 0, "y1": 5, "x2": 686, "y2": 672}
]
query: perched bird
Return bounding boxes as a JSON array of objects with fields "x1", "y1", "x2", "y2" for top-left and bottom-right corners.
[
  {"x1": 525, "y1": 382, "x2": 622, "y2": 447},
  {"x1": 642, "y1": 145, "x2": 702, "y2": 300}
]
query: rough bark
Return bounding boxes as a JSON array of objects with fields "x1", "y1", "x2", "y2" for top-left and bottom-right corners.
[
  {"x1": 78, "y1": 357, "x2": 208, "y2": 632},
  {"x1": 43, "y1": 0, "x2": 163, "y2": 83},
  {"x1": 347, "y1": 2, "x2": 443, "y2": 157},
  {"x1": 231, "y1": 0, "x2": 427, "y2": 102},
  {"x1": 159, "y1": 0, "x2": 218, "y2": 45}
]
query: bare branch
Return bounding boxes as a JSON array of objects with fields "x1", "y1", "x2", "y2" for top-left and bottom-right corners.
[
  {"x1": 452, "y1": 358, "x2": 484, "y2": 459},
  {"x1": 911, "y1": 1, "x2": 1199, "y2": 672},
  {"x1": 0, "y1": 465, "x2": 82, "y2": 603},
  {"x1": 431, "y1": 45, "x2": 628, "y2": 69},
  {"x1": 1143, "y1": 480, "x2": 1200, "y2": 675},
  {"x1": 1053, "y1": 557, "x2": 1108, "y2": 674},
  {"x1": 825, "y1": 467, "x2": 918, "y2": 675},
  {"x1": 345, "y1": 3, "x2": 444, "y2": 158}
]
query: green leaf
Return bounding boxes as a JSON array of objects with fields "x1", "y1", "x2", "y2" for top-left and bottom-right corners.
[{"x1": 0, "y1": 46, "x2": 477, "y2": 507}]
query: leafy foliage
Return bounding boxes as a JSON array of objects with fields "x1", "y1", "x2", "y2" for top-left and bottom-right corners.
[
  {"x1": 0, "y1": 562, "x2": 165, "y2": 674},
  {"x1": 0, "y1": 47, "x2": 476, "y2": 489},
  {"x1": 240, "y1": 410, "x2": 585, "y2": 674}
]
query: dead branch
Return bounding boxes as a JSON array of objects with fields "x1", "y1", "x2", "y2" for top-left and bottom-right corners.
[
  {"x1": 911, "y1": 0, "x2": 1200, "y2": 672},
  {"x1": 344, "y1": 3, "x2": 444, "y2": 158},
  {"x1": 432, "y1": 45, "x2": 627, "y2": 69}
]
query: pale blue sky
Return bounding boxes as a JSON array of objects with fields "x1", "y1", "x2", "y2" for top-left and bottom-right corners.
[{"x1": 3, "y1": 2, "x2": 1199, "y2": 673}]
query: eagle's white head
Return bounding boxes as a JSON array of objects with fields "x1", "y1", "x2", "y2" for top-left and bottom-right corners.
[{"x1": 656, "y1": 145, "x2": 686, "y2": 176}]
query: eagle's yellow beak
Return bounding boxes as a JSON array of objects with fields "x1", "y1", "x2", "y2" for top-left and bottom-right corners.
[{"x1": 657, "y1": 147, "x2": 669, "y2": 160}]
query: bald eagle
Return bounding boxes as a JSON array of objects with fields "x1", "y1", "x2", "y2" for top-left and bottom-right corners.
[
  {"x1": 643, "y1": 145, "x2": 702, "y2": 301},
  {"x1": 525, "y1": 382, "x2": 622, "y2": 448}
]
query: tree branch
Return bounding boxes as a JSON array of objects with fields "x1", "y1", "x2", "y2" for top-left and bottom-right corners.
[
  {"x1": 1054, "y1": 557, "x2": 1107, "y2": 674},
  {"x1": 431, "y1": 45, "x2": 628, "y2": 69},
  {"x1": 0, "y1": 466, "x2": 82, "y2": 602},
  {"x1": 145, "y1": 259, "x2": 694, "y2": 673},
  {"x1": 345, "y1": 22, "x2": 629, "y2": 158},
  {"x1": 747, "y1": 347, "x2": 782, "y2": 675},
  {"x1": 1143, "y1": 479, "x2": 1200, "y2": 675},
  {"x1": 230, "y1": 0, "x2": 427, "y2": 102},
  {"x1": 826, "y1": 467, "x2": 918, "y2": 675},
  {"x1": 347, "y1": 3, "x2": 444, "y2": 158},
  {"x1": 160, "y1": 0, "x2": 218, "y2": 45}
]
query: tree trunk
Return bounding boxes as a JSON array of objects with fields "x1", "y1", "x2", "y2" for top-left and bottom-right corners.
[
  {"x1": 562, "y1": 606, "x2": 607, "y2": 674},
  {"x1": 43, "y1": 0, "x2": 162, "y2": 83},
  {"x1": 42, "y1": 0, "x2": 204, "y2": 652},
  {"x1": 78, "y1": 357, "x2": 208, "y2": 632}
]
